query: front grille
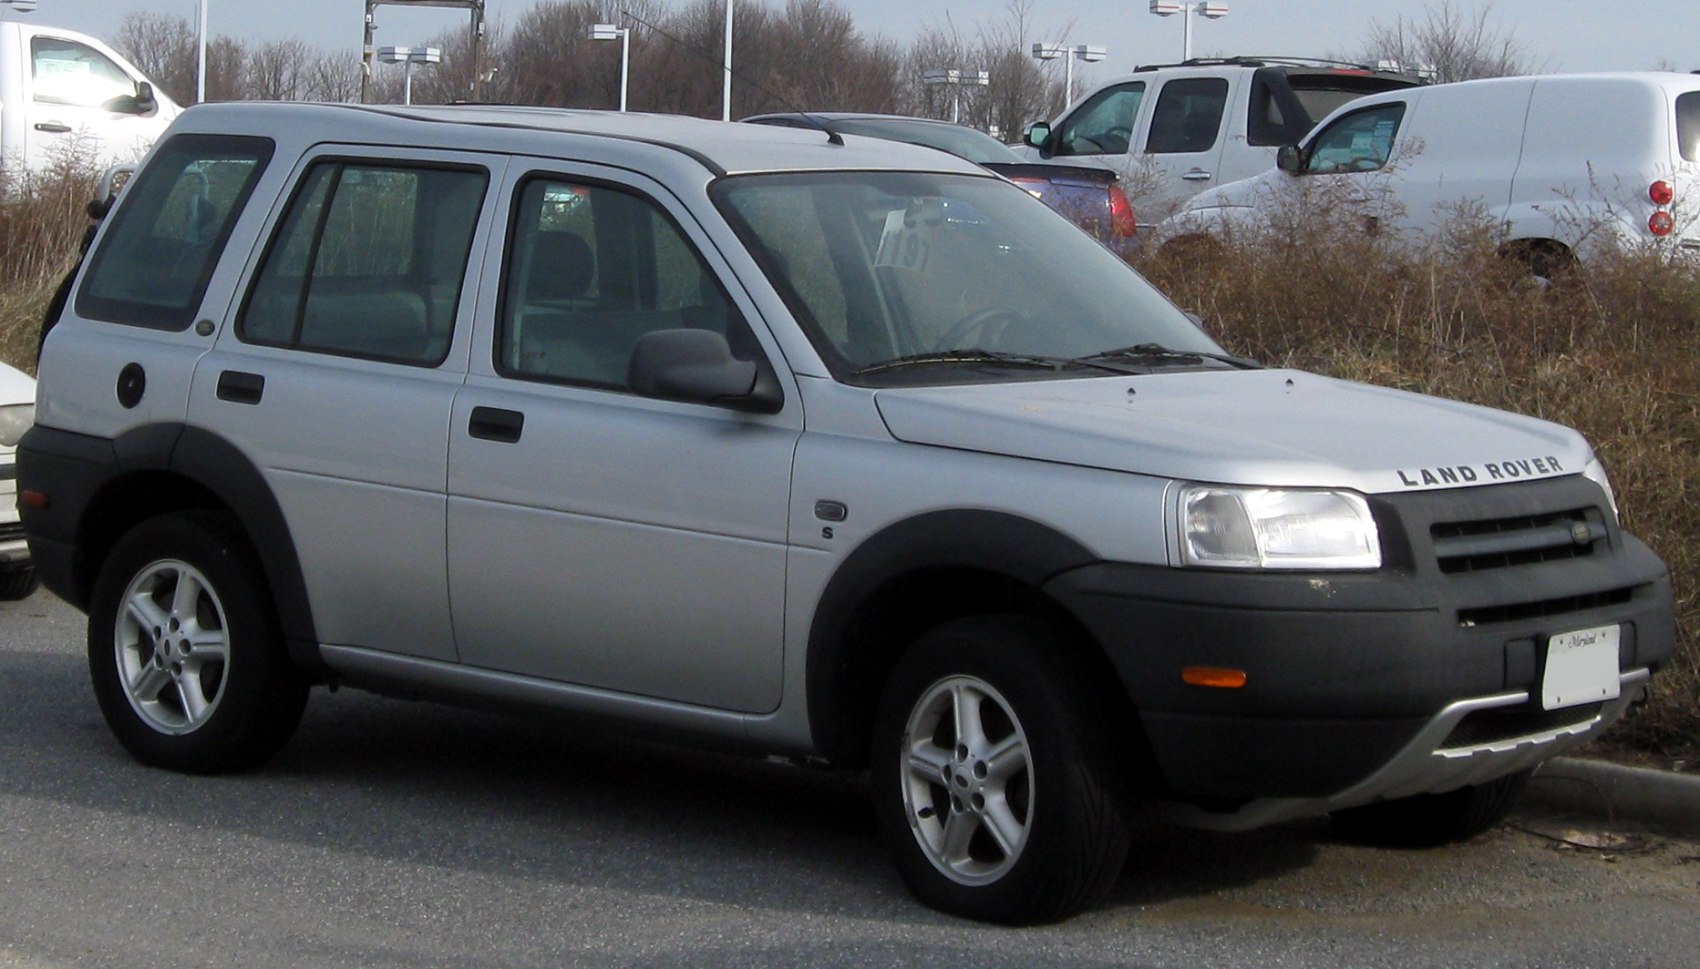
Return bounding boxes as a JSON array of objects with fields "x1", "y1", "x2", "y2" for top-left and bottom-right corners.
[
  {"x1": 0, "y1": 521, "x2": 22, "y2": 542},
  {"x1": 1458, "y1": 587, "x2": 1634, "y2": 627},
  {"x1": 1431, "y1": 507, "x2": 1601, "y2": 574},
  {"x1": 1439, "y1": 702, "x2": 1603, "y2": 750}
]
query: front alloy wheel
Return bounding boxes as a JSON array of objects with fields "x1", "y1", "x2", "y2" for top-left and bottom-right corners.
[{"x1": 899, "y1": 674, "x2": 1035, "y2": 886}]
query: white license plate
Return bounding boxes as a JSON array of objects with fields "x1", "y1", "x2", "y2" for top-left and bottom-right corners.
[{"x1": 1541, "y1": 624, "x2": 1622, "y2": 710}]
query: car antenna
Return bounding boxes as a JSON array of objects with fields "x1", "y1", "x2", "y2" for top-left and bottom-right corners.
[{"x1": 618, "y1": 7, "x2": 844, "y2": 146}]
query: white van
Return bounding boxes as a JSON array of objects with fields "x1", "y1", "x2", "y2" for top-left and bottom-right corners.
[
  {"x1": 1163, "y1": 73, "x2": 1700, "y2": 269},
  {"x1": 0, "y1": 21, "x2": 179, "y2": 174}
]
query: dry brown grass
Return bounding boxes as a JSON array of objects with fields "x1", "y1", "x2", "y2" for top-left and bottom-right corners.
[
  {"x1": 1136, "y1": 214, "x2": 1700, "y2": 757},
  {"x1": 0, "y1": 160, "x2": 101, "y2": 374}
]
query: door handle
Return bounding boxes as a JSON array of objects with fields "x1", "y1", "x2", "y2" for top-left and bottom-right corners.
[
  {"x1": 33, "y1": 122, "x2": 72, "y2": 134},
  {"x1": 1181, "y1": 170, "x2": 1214, "y2": 182},
  {"x1": 216, "y1": 370, "x2": 265, "y2": 405},
  {"x1": 468, "y1": 406, "x2": 524, "y2": 444}
]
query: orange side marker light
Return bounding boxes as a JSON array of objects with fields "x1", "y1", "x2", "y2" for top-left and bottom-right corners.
[{"x1": 1182, "y1": 666, "x2": 1248, "y2": 689}]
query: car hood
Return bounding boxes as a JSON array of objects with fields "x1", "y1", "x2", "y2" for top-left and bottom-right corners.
[{"x1": 873, "y1": 369, "x2": 1589, "y2": 495}]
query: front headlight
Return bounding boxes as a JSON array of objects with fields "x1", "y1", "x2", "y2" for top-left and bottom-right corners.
[
  {"x1": 0, "y1": 402, "x2": 33, "y2": 448},
  {"x1": 1581, "y1": 455, "x2": 1619, "y2": 522},
  {"x1": 1178, "y1": 485, "x2": 1381, "y2": 570}
]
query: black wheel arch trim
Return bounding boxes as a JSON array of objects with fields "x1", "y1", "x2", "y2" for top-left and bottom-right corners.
[
  {"x1": 804, "y1": 509, "x2": 1099, "y2": 765},
  {"x1": 19, "y1": 421, "x2": 322, "y2": 672}
]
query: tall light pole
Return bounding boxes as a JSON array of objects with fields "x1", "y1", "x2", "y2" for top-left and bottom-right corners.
[
  {"x1": 1150, "y1": 1, "x2": 1228, "y2": 62},
  {"x1": 721, "y1": 0, "x2": 734, "y2": 122},
  {"x1": 590, "y1": 23, "x2": 630, "y2": 112},
  {"x1": 376, "y1": 46, "x2": 442, "y2": 105},
  {"x1": 922, "y1": 69, "x2": 989, "y2": 126},
  {"x1": 197, "y1": 0, "x2": 207, "y2": 104},
  {"x1": 1031, "y1": 43, "x2": 1107, "y2": 114}
]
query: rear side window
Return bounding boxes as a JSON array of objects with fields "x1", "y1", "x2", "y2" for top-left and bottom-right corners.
[
  {"x1": 498, "y1": 177, "x2": 756, "y2": 391},
  {"x1": 1052, "y1": 82, "x2": 1145, "y2": 157},
  {"x1": 1677, "y1": 92, "x2": 1700, "y2": 162},
  {"x1": 1146, "y1": 78, "x2": 1228, "y2": 154},
  {"x1": 239, "y1": 160, "x2": 487, "y2": 366},
  {"x1": 77, "y1": 134, "x2": 274, "y2": 331}
]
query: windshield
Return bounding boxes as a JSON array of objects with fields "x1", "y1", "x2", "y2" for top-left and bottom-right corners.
[{"x1": 712, "y1": 171, "x2": 1221, "y2": 385}]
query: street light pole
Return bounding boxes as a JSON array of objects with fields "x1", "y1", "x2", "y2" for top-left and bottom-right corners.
[
  {"x1": 1031, "y1": 43, "x2": 1107, "y2": 114},
  {"x1": 722, "y1": 0, "x2": 734, "y2": 122},
  {"x1": 376, "y1": 46, "x2": 442, "y2": 105},
  {"x1": 197, "y1": 0, "x2": 207, "y2": 104},
  {"x1": 1149, "y1": 1, "x2": 1228, "y2": 62},
  {"x1": 590, "y1": 23, "x2": 631, "y2": 112},
  {"x1": 922, "y1": 69, "x2": 990, "y2": 125}
]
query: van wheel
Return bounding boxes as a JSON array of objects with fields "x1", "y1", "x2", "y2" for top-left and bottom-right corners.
[
  {"x1": 871, "y1": 615, "x2": 1129, "y2": 924},
  {"x1": 1500, "y1": 239, "x2": 1575, "y2": 284},
  {"x1": 87, "y1": 511, "x2": 308, "y2": 774},
  {"x1": 0, "y1": 565, "x2": 38, "y2": 600},
  {"x1": 1330, "y1": 769, "x2": 1533, "y2": 847}
]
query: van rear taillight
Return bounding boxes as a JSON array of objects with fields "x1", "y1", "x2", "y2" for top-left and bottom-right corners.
[
  {"x1": 1109, "y1": 184, "x2": 1136, "y2": 238},
  {"x1": 1650, "y1": 210, "x2": 1676, "y2": 236},
  {"x1": 1649, "y1": 180, "x2": 1675, "y2": 206}
]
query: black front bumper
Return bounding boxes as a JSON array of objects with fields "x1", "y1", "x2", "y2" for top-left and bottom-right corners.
[{"x1": 1044, "y1": 476, "x2": 1676, "y2": 805}]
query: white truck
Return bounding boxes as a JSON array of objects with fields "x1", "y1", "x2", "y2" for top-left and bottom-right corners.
[{"x1": 0, "y1": 20, "x2": 178, "y2": 174}]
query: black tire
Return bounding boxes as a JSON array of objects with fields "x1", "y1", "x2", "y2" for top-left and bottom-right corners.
[
  {"x1": 1330, "y1": 769, "x2": 1533, "y2": 848},
  {"x1": 87, "y1": 511, "x2": 308, "y2": 774},
  {"x1": 0, "y1": 565, "x2": 38, "y2": 601},
  {"x1": 870, "y1": 614, "x2": 1131, "y2": 925}
]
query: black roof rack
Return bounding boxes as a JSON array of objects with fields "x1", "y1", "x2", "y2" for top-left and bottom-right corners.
[{"x1": 1128, "y1": 55, "x2": 1416, "y2": 76}]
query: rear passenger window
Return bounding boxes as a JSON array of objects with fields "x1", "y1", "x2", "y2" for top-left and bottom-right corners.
[
  {"x1": 1146, "y1": 78, "x2": 1228, "y2": 154},
  {"x1": 498, "y1": 177, "x2": 756, "y2": 391},
  {"x1": 239, "y1": 160, "x2": 487, "y2": 365},
  {"x1": 77, "y1": 134, "x2": 273, "y2": 331},
  {"x1": 1677, "y1": 92, "x2": 1700, "y2": 162}
]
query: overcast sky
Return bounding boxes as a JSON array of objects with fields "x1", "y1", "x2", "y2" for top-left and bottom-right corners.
[{"x1": 14, "y1": 1, "x2": 1700, "y2": 82}]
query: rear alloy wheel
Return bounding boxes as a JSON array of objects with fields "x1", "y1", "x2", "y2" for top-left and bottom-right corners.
[
  {"x1": 872, "y1": 615, "x2": 1130, "y2": 924},
  {"x1": 88, "y1": 512, "x2": 307, "y2": 773},
  {"x1": 0, "y1": 565, "x2": 38, "y2": 601}
]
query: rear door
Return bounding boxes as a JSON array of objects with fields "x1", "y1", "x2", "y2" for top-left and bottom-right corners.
[
  {"x1": 188, "y1": 147, "x2": 501, "y2": 661},
  {"x1": 446, "y1": 163, "x2": 802, "y2": 713}
]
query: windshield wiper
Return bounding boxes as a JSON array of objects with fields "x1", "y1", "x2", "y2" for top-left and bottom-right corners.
[
  {"x1": 849, "y1": 348, "x2": 1122, "y2": 377},
  {"x1": 1074, "y1": 342, "x2": 1262, "y2": 371}
]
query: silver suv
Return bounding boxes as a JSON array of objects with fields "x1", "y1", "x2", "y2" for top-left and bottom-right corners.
[{"x1": 19, "y1": 103, "x2": 1674, "y2": 925}]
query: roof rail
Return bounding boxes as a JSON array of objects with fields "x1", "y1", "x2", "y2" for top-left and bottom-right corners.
[{"x1": 1129, "y1": 55, "x2": 1413, "y2": 75}]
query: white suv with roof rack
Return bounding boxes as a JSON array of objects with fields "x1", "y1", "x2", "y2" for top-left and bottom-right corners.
[
  {"x1": 17, "y1": 102, "x2": 1674, "y2": 925},
  {"x1": 1014, "y1": 56, "x2": 1423, "y2": 224}
]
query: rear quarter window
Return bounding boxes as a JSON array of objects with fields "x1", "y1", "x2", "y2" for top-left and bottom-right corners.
[
  {"x1": 77, "y1": 134, "x2": 274, "y2": 331},
  {"x1": 1677, "y1": 91, "x2": 1700, "y2": 162}
]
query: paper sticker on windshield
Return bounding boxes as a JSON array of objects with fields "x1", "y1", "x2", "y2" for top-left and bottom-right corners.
[{"x1": 875, "y1": 198, "x2": 943, "y2": 273}]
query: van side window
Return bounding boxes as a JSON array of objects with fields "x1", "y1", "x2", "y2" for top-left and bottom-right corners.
[
  {"x1": 498, "y1": 177, "x2": 757, "y2": 392},
  {"x1": 1677, "y1": 92, "x2": 1700, "y2": 162},
  {"x1": 1146, "y1": 78, "x2": 1229, "y2": 154},
  {"x1": 76, "y1": 134, "x2": 274, "y2": 331},
  {"x1": 239, "y1": 161, "x2": 487, "y2": 366},
  {"x1": 1052, "y1": 82, "x2": 1145, "y2": 157},
  {"x1": 30, "y1": 36, "x2": 137, "y2": 110},
  {"x1": 1303, "y1": 103, "x2": 1406, "y2": 174}
]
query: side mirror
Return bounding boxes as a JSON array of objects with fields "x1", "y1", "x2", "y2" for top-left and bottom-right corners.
[
  {"x1": 627, "y1": 328, "x2": 781, "y2": 413},
  {"x1": 134, "y1": 81, "x2": 157, "y2": 114},
  {"x1": 1022, "y1": 121, "x2": 1052, "y2": 152},
  {"x1": 1276, "y1": 144, "x2": 1304, "y2": 175}
]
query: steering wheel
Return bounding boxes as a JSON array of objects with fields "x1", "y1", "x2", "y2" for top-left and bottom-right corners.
[{"x1": 936, "y1": 307, "x2": 1026, "y2": 352}]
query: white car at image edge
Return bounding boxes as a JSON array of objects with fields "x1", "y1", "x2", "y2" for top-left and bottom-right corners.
[{"x1": 0, "y1": 360, "x2": 37, "y2": 599}]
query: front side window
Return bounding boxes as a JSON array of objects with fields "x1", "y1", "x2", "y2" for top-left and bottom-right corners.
[
  {"x1": 32, "y1": 37, "x2": 136, "y2": 109},
  {"x1": 714, "y1": 171, "x2": 1220, "y2": 386},
  {"x1": 239, "y1": 160, "x2": 487, "y2": 365},
  {"x1": 1146, "y1": 77, "x2": 1229, "y2": 154},
  {"x1": 1304, "y1": 103, "x2": 1406, "y2": 174},
  {"x1": 77, "y1": 134, "x2": 273, "y2": 330},
  {"x1": 1052, "y1": 82, "x2": 1145, "y2": 157},
  {"x1": 498, "y1": 177, "x2": 757, "y2": 391}
]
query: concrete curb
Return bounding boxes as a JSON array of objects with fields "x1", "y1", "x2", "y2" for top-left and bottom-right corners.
[{"x1": 1523, "y1": 756, "x2": 1700, "y2": 836}]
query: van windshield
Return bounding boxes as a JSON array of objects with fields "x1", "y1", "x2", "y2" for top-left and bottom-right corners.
[{"x1": 712, "y1": 171, "x2": 1223, "y2": 385}]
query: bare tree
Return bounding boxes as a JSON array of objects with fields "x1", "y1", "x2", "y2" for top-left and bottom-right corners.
[
  {"x1": 246, "y1": 39, "x2": 312, "y2": 101},
  {"x1": 115, "y1": 13, "x2": 198, "y2": 105},
  {"x1": 1361, "y1": 0, "x2": 1532, "y2": 83}
]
